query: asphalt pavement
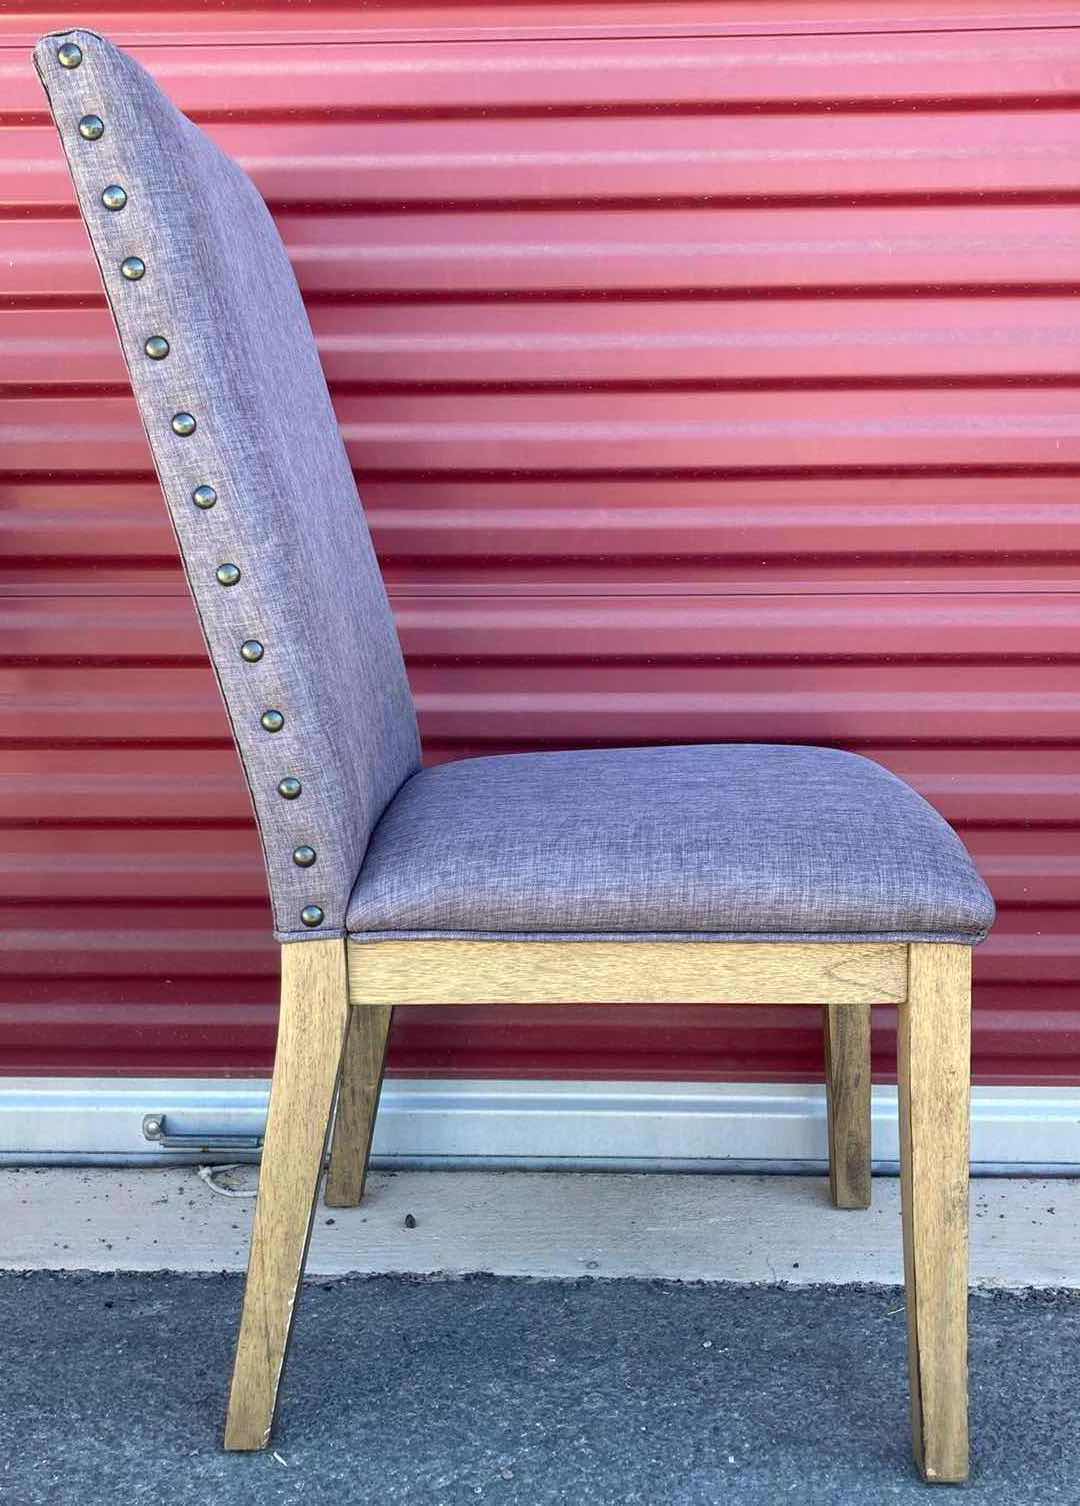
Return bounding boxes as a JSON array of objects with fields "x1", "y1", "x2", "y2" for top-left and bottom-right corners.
[{"x1": 5, "y1": 1271, "x2": 1080, "y2": 1506}]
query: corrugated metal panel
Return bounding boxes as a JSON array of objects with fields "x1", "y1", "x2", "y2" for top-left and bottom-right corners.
[{"x1": 2, "y1": 3, "x2": 1077, "y2": 1084}]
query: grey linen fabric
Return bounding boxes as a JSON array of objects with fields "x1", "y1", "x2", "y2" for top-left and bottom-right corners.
[
  {"x1": 35, "y1": 30, "x2": 421, "y2": 941},
  {"x1": 347, "y1": 744, "x2": 995, "y2": 943},
  {"x1": 37, "y1": 31, "x2": 995, "y2": 955}
]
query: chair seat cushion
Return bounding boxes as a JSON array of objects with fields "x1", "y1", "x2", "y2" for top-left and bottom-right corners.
[{"x1": 345, "y1": 744, "x2": 994, "y2": 944}]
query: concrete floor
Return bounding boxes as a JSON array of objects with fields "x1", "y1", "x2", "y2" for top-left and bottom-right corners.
[
  {"x1": 5, "y1": 1168, "x2": 1080, "y2": 1505},
  {"x1": 4, "y1": 1165, "x2": 1080, "y2": 1287}
]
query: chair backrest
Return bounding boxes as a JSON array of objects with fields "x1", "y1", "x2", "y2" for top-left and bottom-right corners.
[{"x1": 35, "y1": 29, "x2": 421, "y2": 942}]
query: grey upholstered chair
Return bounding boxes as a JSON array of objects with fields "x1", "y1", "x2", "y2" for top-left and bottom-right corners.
[{"x1": 37, "y1": 30, "x2": 995, "y2": 1483}]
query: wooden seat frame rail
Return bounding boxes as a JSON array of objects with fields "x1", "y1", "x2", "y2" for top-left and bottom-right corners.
[{"x1": 223, "y1": 938, "x2": 971, "y2": 1485}]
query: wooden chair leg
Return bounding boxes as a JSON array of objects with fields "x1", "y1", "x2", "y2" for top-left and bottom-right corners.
[
  {"x1": 224, "y1": 939, "x2": 349, "y2": 1451},
  {"x1": 897, "y1": 943, "x2": 972, "y2": 1484},
  {"x1": 325, "y1": 1004, "x2": 393, "y2": 1207},
  {"x1": 823, "y1": 1002, "x2": 872, "y2": 1209}
]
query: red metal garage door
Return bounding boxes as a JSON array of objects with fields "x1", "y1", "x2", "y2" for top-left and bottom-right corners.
[{"x1": 2, "y1": 1, "x2": 1077, "y2": 1085}]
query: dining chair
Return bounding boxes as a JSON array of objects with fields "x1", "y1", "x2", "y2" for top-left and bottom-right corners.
[{"x1": 36, "y1": 29, "x2": 995, "y2": 1483}]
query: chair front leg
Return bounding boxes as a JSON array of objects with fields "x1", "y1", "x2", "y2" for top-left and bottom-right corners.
[
  {"x1": 897, "y1": 943, "x2": 972, "y2": 1484},
  {"x1": 224, "y1": 939, "x2": 349, "y2": 1451},
  {"x1": 823, "y1": 1001, "x2": 872, "y2": 1209},
  {"x1": 325, "y1": 1004, "x2": 393, "y2": 1207}
]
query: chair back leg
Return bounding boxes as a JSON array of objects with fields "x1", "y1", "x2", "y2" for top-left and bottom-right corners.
[
  {"x1": 326, "y1": 1004, "x2": 394, "y2": 1207},
  {"x1": 897, "y1": 942, "x2": 972, "y2": 1483},
  {"x1": 224, "y1": 939, "x2": 350, "y2": 1451},
  {"x1": 823, "y1": 1001, "x2": 873, "y2": 1209}
]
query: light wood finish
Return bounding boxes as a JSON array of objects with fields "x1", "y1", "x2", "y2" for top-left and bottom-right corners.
[
  {"x1": 325, "y1": 1004, "x2": 394, "y2": 1208},
  {"x1": 224, "y1": 939, "x2": 349, "y2": 1451},
  {"x1": 823, "y1": 1002, "x2": 873, "y2": 1210},
  {"x1": 897, "y1": 943, "x2": 972, "y2": 1484},
  {"x1": 347, "y1": 939, "x2": 906, "y2": 1007},
  {"x1": 225, "y1": 933, "x2": 975, "y2": 1478}
]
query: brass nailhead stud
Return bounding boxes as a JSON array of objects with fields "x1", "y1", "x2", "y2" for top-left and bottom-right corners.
[
  {"x1": 171, "y1": 412, "x2": 196, "y2": 437},
  {"x1": 300, "y1": 905, "x2": 324, "y2": 929},
  {"x1": 260, "y1": 709, "x2": 285, "y2": 733},
  {"x1": 57, "y1": 42, "x2": 83, "y2": 68},
  {"x1": 240, "y1": 639, "x2": 263, "y2": 662},
  {"x1": 215, "y1": 562, "x2": 240, "y2": 587},
  {"x1": 120, "y1": 256, "x2": 145, "y2": 281},
  {"x1": 78, "y1": 115, "x2": 104, "y2": 141},
  {"x1": 101, "y1": 184, "x2": 127, "y2": 211},
  {"x1": 144, "y1": 335, "x2": 169, "y2": 360},
  {"x1": 277, "y1": 776, "x2": 302, "y2": 800},
  {"x1": 192, "y1": 484, "x2": 217, "y2": 509},
  {"x1": 292, "y1": 845, "x2": 317, "y2": 868}
]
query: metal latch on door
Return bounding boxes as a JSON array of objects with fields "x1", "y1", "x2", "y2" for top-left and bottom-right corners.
[{"x1": 142, "y1": 1111, "x2": 264, "y2": 1154}]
